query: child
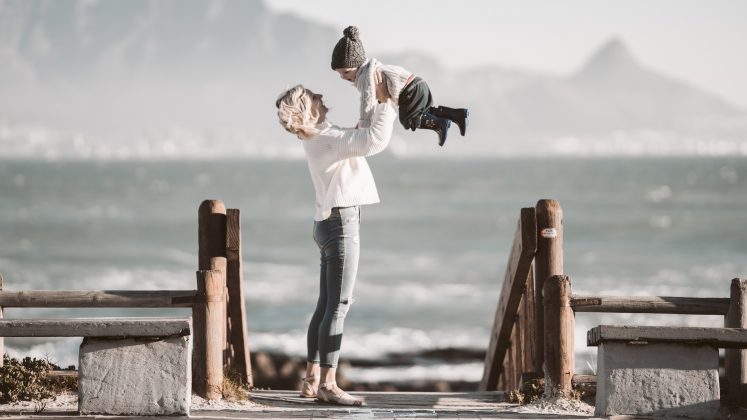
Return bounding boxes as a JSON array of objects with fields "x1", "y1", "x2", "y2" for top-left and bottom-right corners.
[{"x1": 331, "y1": 26, "x2": 469, "y2": 147}]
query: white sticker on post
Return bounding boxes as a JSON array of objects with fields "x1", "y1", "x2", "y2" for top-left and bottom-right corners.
[{"x1": 541, "y1": 228, "x2": 558, "y2": 238}]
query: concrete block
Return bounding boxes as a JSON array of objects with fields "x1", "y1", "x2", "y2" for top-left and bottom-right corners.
[
  {"x1": 79, "y1": 335, "x2": 192, "y2": 415},
  {"x1": 595, "y1": 341, "x2": 720, "y2": 419}
]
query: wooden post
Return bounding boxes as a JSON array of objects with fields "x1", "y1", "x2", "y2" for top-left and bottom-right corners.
[
  {"x1": 196, "y1": 200, "x2": 227, "y2": 397},
  {"x1": 226, "y1": 209, "x2": 252, "y2": 386},
  {"x1": 725, "y1": 278, "x2": 747, "y2": 406},
  {"x1": 543, "y1": 275, "x2": 574, "y2": 397},
  {"x1": 534, "y1": 199, "x2": 563, "y2": 374},
  {"x1": 195, "y1": 270, "x2": 224, "y2": 400},
  {"x1": 0, "y1": 273, "x2": 4, "y2": 367}
]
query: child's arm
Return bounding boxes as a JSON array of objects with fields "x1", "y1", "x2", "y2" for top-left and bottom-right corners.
[
  {"x1": 355, "y1": 60, "x2": 380, "y2": 128},
  {"x1": 378, "y1": 64, "x2": 412, "y2": 104},
  {"x1": 335, "y1": 102, "x2": 397, "y2": 159}
]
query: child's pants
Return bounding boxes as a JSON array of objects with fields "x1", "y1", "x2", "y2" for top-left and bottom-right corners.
[{"x1": 398, "y1": 77, "x2": 434, "y2": 130}]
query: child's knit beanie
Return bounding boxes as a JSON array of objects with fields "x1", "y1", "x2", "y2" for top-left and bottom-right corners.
[{"x1": 331, "y1": 26, "x2": 366, "y2": 70}]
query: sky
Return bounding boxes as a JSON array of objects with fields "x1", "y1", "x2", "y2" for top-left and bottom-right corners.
[{"x1": 266, "y1": 0, "x2": 747, "y2": 109}]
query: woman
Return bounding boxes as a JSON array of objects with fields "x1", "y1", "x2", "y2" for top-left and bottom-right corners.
[{"x1": 275, "y1": 79, "x2": 395, "y2": 406}]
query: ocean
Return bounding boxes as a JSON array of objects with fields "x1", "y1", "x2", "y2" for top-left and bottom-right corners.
[{"x1": 1, "y1": 156, "x2": 745, "y2": 382}]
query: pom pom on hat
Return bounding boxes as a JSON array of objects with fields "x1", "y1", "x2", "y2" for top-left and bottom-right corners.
[{"x1": 343, "y1": 26, "x2": 360, "y2": 40}]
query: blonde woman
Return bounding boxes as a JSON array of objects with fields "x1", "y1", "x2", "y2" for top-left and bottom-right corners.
[{"x1": 275, "y1": 79, "x2": 394, "y2": 406}]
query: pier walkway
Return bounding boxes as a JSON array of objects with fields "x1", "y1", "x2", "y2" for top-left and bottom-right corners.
[{"x1": 0, "y1": 391, "x2": 602, "y2": 419}]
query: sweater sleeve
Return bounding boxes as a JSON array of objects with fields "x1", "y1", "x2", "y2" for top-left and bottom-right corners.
[{"x1": 336, "y1": 102, "x2": 397, "y2": 159}]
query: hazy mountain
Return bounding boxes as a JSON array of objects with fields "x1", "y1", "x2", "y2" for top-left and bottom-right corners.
[{"x1": 0, "y1": 0, "x2": 744, "y2": 158}]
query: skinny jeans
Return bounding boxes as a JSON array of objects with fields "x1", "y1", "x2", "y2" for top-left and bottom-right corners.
[{"x1": 306, "y1": 206, "x2": 360, "y2": 368}]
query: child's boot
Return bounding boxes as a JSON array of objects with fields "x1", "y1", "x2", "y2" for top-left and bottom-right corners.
[
  {"x1": 418, "y1": 112, "x2": 451, "y2": 147},
  {"x1": 430, "y1": 106, "x2": 469, "y2": 136}
]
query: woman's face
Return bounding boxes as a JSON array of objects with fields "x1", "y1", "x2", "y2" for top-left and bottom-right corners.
[
  {"x1": 335, "y1": 68, "x2": 358, "y2": 83},
  {"x1": 307, "y1": 89, "x2": 328, "y2": 122}
]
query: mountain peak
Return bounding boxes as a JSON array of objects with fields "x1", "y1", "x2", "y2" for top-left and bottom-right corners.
[{"x1": 575, "y1": 37, "x2": 641, "y2": 78}]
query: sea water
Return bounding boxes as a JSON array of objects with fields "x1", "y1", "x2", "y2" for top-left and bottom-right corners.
[{"x1": 0, "y1": 157, "x2": 745, "y2": 381}]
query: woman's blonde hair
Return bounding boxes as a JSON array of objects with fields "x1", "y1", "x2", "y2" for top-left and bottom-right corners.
[{"x1": 276, "y1": 85, "x2": 318, "y2": 139}]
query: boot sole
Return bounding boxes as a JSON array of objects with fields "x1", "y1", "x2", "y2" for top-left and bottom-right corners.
[{"x1": 458, "y1": 109, "x2": 469, "y2": 136}]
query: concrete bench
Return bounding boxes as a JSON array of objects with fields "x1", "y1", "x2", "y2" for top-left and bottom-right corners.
[
  {"x1": 588, "y1": 325, "x2": 747, "y2": 419},
  {"x1": 0, "y1": 317, "x2": 192, "y2": 416}
]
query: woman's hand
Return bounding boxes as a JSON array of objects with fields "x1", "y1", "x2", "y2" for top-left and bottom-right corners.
[{"x1": 374, "y1": 70, "x2": 390, "y2": 104}]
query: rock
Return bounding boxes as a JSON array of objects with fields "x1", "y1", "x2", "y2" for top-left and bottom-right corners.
[{"x1": 78, "y1": 336, "x2": 191, "y2": 416}]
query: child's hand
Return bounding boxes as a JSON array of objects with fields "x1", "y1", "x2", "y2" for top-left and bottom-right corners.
[{"x1": 374, "y1": 70, "x2": 390, "y2": 103}]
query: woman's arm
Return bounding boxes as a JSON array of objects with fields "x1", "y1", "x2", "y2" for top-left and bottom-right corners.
[{"x1": 335, "y1": 102, "x2": 397, "y2": 159}]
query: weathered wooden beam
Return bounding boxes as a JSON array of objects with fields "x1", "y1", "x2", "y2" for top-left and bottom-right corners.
[
  {"x1": 0, "y1": 318, "x2": 191, "y2": 337},
  {"x1": 196, "y1": 200, "x2": 228, "y2": 398},
  {"x1": 543, "y1": 275, "x2": 574, "y2": 397},
  {"x1": 587, "y1": 325, "x2": 747, "y2": 348},
  {"x1": 571, "y1": 295, "x2": 729, "y2": 315},
  {"x1": 226, "y1": 208, "x2": 252, "y2": 387},
  {"x1": 198, "y1": 200, "x2": 228, "y2": 273},
  {"x1": 534, "y1": 199, "x2": 563, "y2": 374},
  {"x1": 572, "y1": 374, "x2": 596, "y2": 385},
  {"x1": 480, "y1": 207, "x2": 537, "y2": 391},
  {"x1": 194, "y1": 269, "x2": 225, "y2": 400},
  {"x1": 0, "y1": 290, "x2": 197, "y2": 308},
  {"x1": 725, "y1": 278, "x2": 747, "y2": 406}
]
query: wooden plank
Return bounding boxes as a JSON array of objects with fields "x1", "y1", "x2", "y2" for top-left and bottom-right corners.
[
  {"x1": 534, "y1": 199, "x2": 563, "y2": 374},
  {"x1": 725, "y1": 278, "x2": 747, "y2": 406},
  {"x1": 48, "y1": 370, "x2": 77, "y2": 377},
  {"x1": 543, "y1": 275, "x2": 574, "y2": 396},
  {"x1": 0, "y1": 317, "x2": 191, "y2": 337},
  {"x1": 480, "y1": 207, "x2": 537, "y2": 391},
  {"x1": 247, "y1": 390, "x2": 508, "y2": 411},
  {"x1": 587, "y1": 325, "x2": 747, "y2": 348},
  {"x1": 0, "y1": 290, "x2": 197, "y2": 308},
  {"x1": 571, "y1": 295, "x2": 729, "y2": 315},
  {"x1": 511, "y1": 303, "x2": 523, "y2": 390},
  {"x1": 226, "y1": 208, "x2": 252, "y2": 386},
  {"x1": 522, "y1": 266, "x2": 536, "y2": 374},
  {"x1": 572, "y1": 374, "x2": 596, "y2": 385}
]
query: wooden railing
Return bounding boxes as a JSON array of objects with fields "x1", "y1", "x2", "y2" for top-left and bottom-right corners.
[
  {"x1": 480, "y1": 207, "x2": 536, "y2": 391},
  {"x1": 563, "y1": 276, "x2": 747, "y2": 404},
  {"x1": 0, "y1": 199, "x2": 251, "y2": 401},
  {"x1": 480, "y1": 198, "x2": 746, "y2": 406}
]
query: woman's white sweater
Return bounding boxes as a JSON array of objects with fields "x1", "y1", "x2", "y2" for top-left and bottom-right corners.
[{"x1": 302, "y1": 102, "x2": 397, "y2": 221}]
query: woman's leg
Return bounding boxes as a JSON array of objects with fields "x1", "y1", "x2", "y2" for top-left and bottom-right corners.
[
  {"x1": 302, "y1": 221, "x2": 328, "y2": 397},
  {"x1": 306, "y1": 250, "x2": 328, "y2": 367},
  {"x1": 317, "y1": 207, "x2": 360, "y2": 369},
  {"x1": 315, "y1": 207, "x2": 363, "y2": 405}
]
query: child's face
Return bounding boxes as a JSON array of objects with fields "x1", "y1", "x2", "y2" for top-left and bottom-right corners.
[{"x1": 335, "y1": 68, "x2": 358, "y2": 84}]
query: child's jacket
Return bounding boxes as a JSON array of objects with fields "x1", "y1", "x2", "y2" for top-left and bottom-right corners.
[{"x1": 355, "y1": 58, "x2": 412, "y2": 128}]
